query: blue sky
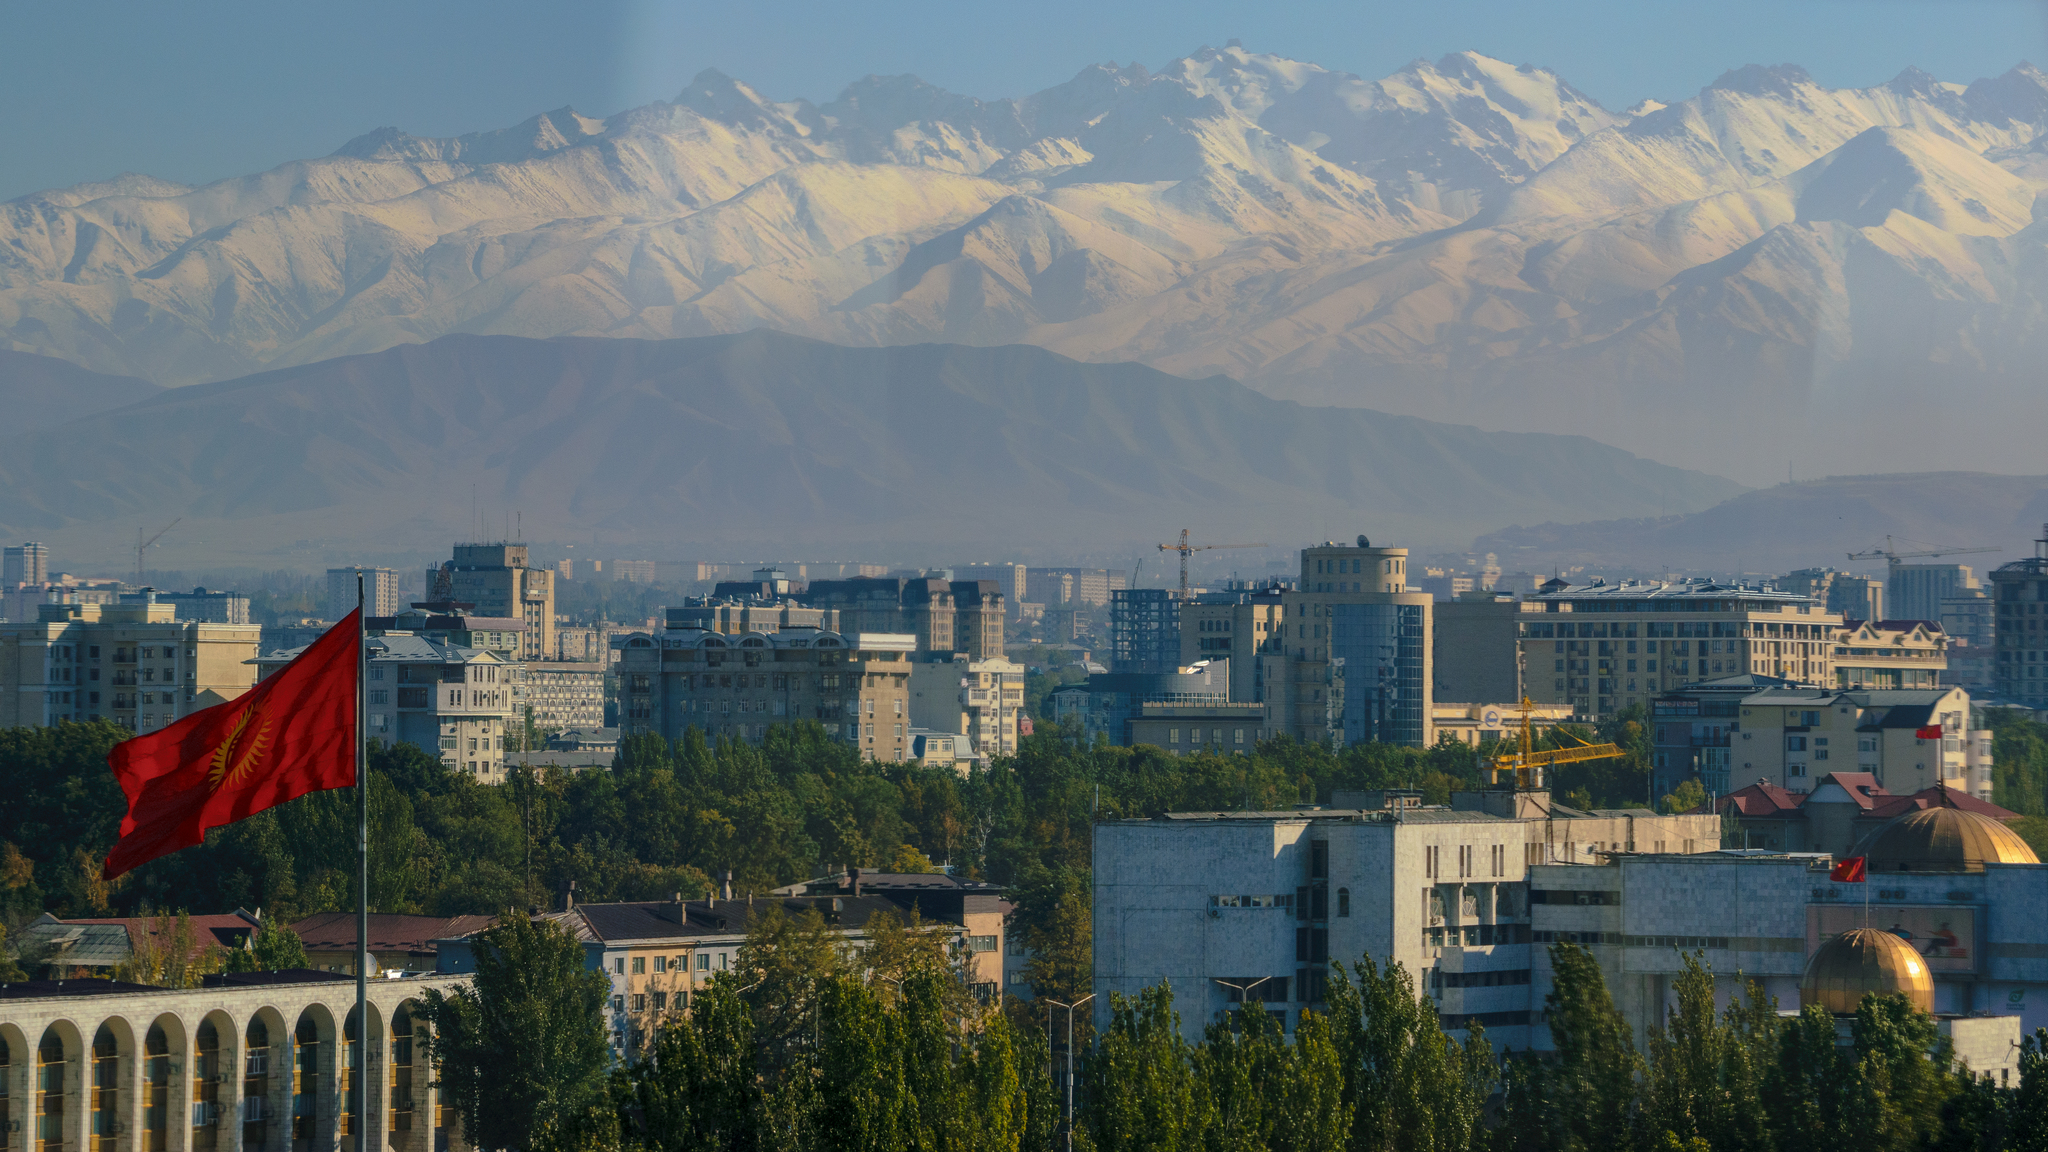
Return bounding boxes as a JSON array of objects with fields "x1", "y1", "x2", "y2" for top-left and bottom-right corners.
[{"x1": 4, "y1": 0, "x2": 2044, "y2": 200}]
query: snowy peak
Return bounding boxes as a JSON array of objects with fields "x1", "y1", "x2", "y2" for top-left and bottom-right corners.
[
  {"x1": 331, "y1": 106, "x2": 606, "y2": 165},
  {"x1": 1790, "y1": 125, "x2": 2036, "y2": 235}
]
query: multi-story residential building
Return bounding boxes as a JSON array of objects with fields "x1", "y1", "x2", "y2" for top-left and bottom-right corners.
[
  {"x1": 258, "y1": 633, "x2": 518, "y2": 779},
  {"x1": 1432, "y1": 594, "x2": 1527, "y2": 704},
  {"x1": 1091, "y1": 788, "x2": 1719, "y2": 1046},
  {"x1": 1124, "y1": 701, "x2": 1273, "y2": 753},
  {"x1": 1890, "y1": 563, "x2": 1979, "y2": 624},
  {"x1": 957, "y1": 564, "x2": 1028, "y2": 611},
  {"x1": 1282, "y1": 538, "x2": 1432, "y2": 747},
  {"x1": 1521, "y1": 578, "x2": 1844, "y2": 720},
  {"x1": 3, "y1": 542, "x2": 49, "y2": 587},
  {"x1": 1050, "y1": 665, "x2": 1234, "y2": 746},
  {"x1": 1833, "y1": 619, "x2": 1947, "y2": 688},
  {"x1": 1656, "y1": 680, "x2": 1975, "y2": 798},
  {"x1": 371, "y1": 603, "x2": 527, "y2": 658},
  {"x1": 1992, "y1": 525, "x2": 2048, "y2": 708},
  {"x1": 907, "y1": 654, "x2": 1025, "y2": 761},
  {"x1": 121, "y1": 587, "x2": 252, "y2": 624},
  {"x1": 1178, "y1": 583, "x2": 1289, "y2": 704},
  {"x1": 666, "y1": 598, "x2": 838, "y2": 636},
  {"x1": 614, "y1": 627, "x2": 921, "y2": 761},
  {"x1": 799, "y1": 578, "x2": 1004, "y2": 659},
  {"x1": 435, "y1": 544, "x2": 555, "y2": 661},
  {"x1": 1110, "y1": 588, "x2": 1182, "y2": 674},
  {"x1": 0, "y1": 599, "x2": 261, "y2": 729},
  {"x1": 1782, "y1": 567, "x2": 1884, "y2": 622},
  {"x1": 326, "y1": 566, "x2": 400, "y2": 618},
  {"x1": 610, "y1": 559, "x2": 657, "y2": 584},
  {"x1": 1029, "y1": 568, "x2": 1111, "y2": 607},
  {"x1": 526, "y1": 661, "x2": 608, "y2": 734}
]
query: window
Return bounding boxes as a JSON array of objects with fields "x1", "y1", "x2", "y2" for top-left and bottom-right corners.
[
  {"x1": 1336, "y1": 888, "x2": 1350, "y2": 917},
  {"x1": 1309, "y1": 840, "x2": 1328, "y2": 879},
  {"x1": 967, "y1": 935, "x2": 998, "y2": 952},
  {"x1": 1169, "y1": 728, "x2": 1179, "y2": 744},
  {"x1": 614, "y1": 958, "x2": 626, "y2": 975},
  {"x1": 651, "y1": 992, "x2": 667, "y2": 1011},
  {"x1": 653, "y1": 956, "x2": 667, "y2": 973},
  {"x1": 1235, "y1": 728, "x2": 1245, "y2": 744},
  {"x1": 1786, "y1": 736, "x2": 1806, "y2": 751},
  {"x1": 631, "y1": 956, "x2": 645, "y2": 975},
  {"x1": 630, "y1": 994, "x2": 646, "y2": 1012},
  {"x1": 612, "y1": 996, "x2": 625, "y2": 1012}
]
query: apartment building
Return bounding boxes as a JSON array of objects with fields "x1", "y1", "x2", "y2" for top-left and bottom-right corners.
[
  {"x1": 955, "y1": 564, "x2": 1028, "y2": 611},
  {"x1": 326, "y1": 566, "x2": 401, "y2": 618},
  {"x1": 436, "y1": 544, "x2": 554, "y2": 661},
  {"x1": 122, "y1": 587, "x2": 252, "y2": 625},
  {"x1": 1091, "y1": 789, "x2": 1719, "y2": 1046},
  {"x1": 1110, "y1": 588, "x2": 1182, "y2": 674},
  {"x1": 906, "y1": 653, "x2": 1026, "y2": 761},
  {"x1": 1521, "y1": 578, "x2": 1844, "y2": 720},
  {"x1": 1992, "y1": 526, "x2": 2048, "y2": 708},
  {"x1": 1833, "y1": 619, "x2": 1947, "y2": 689},
  {"x1": 1781, "y1": 567, "x2": 1885, "y2": 622},
  {"x1": 615, "y1": 627, "x2": 921, "y2": 761},
  {"x1": 1433, "y1": 594, "x2": 1527, "y2": 704},
  {"x1": 257, "y1": 634, "x2": 519, "y2": 779},
  {"x1": 1050, "y1": 665, "x2": 1233, "y2": 746},
  {"x1": 1890, "y1": 563, "x2": 1978, "y2": 625},
  {"x1": 1654, "y1": 680, "x2": 1976, "y2": 797},
  {"x1": 1178, "y1": 583, "x2": 1288, "y2": 705},
  {"x1": 799, "y1": 577, "x2": 1004, "y2": 659},
  {"x1": 3, "y1": 541, "x2": 49, "y2": 586},
  {"x1": 0, "y1": 600, "x2": 260, "y2": 729},
  {"x1": 526, "y1": 661, "x2": 607, "y2": 733}
]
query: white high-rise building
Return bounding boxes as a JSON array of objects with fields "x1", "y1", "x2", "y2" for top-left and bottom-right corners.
[{"x1": 328, "y1": 566, "x2": 401, "y2": 618}]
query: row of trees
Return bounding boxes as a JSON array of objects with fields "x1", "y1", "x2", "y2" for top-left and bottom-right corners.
[{"x1": 425, "y1": 909, "x2": 2048, "y2": 1152}]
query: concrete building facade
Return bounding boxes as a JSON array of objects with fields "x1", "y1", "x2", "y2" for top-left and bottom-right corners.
[
  {"x1": 0, "y1": 601, "x2": 260, "y2": 730},
  {"x1": 1284, "y1": 539, "x2": 1432, "y2": 747},
  {"x1": 615, "y1": 628, "x2": 921, "y2": 762},
  {"x1": 1522, "y1": 579, "x2": 1844, "y2": 720},
  {"x1": 1109, "y1": 589, "x2": 1182, "y2": 674},
  {"x1": 1992, "y1": 526, "x2": 2048, "y2": 708},
  {"x1": 3, "y1": 542, "x2": 49, "y2": 588},
  {"x1": 1432, "y1": 595, "x2": 1527, "y2": 705},
  {"x1": 326, "y1": 568, "x2": 400, "y2": 620},
  {"x1": 906, "y1": 654, "x2": 1025, "y2": 761},
  {"x1": 1890, "y1": 564, "x2": 1977, "y2": 627},
  {"x1": 1833, "y1": 620, "x2": 1948, "y2": 689},
  {"x1": 798, "y1": 578, "x2": 1003, "y2": 659},
  {"x1": 436, "y1": 545, "x2": 554, "y2": 662}
]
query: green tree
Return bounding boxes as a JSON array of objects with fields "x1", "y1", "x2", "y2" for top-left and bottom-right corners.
[
  {"x1": 1084, "y1": 984, "x2": 1207, "y2": 1152},
  {"x1": 1008, "y1": 865, "x2": 1092, "y2": 1001},
  {"x1": 624, "y1": 977, "x2": 761, "y2": 1152},
  {"x1": 1659, "y1": 780, "x2": 1707, "y2": 815},
  {"x1": 422, "y1": 914, "x2": 615, "y2": 1152},
  {"x1": 223, "y1": 916, "x2": 309, "y2": 972},
  {"x1": 1276, "y1": 1008, "x2": 1352, "y2": 1152},
  {"x1": 1325, "y1": 953, "x2": 1488, "y2": 1152},
  {"x1": 2013, "y1": 1028, "x2": 2048, "y2": 1152},
  {"x1": 1544, "y1": 942, "x2": 1641, "y2": 1152}
]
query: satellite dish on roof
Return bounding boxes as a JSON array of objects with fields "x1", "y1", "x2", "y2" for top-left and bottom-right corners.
[{"x1": 1357, "y1": 535, "x2": 1370, "y2": 548}]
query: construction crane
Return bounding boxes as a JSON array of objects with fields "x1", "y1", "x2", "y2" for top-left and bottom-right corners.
[
  {"x1": 1485, "y1": 698, "x2": 1623, "y2": 790},
  {"x1": 1157, "y1": 530, "x2": 1267, "y2": 598},
  {"x1": 1846, "y1": 536, "x2": 2000, "y2": 569},
  {"x1": 135, "y1": 519, "x2": 180, "y2": 586}
]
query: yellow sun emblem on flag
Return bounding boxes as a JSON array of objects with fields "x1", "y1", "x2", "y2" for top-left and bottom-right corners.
[{"x1": 207, "y1": 705, "x2": 274, "y2": 791}]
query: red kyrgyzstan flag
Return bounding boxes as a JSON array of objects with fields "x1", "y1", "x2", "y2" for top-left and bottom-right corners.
[
  {"x1": 1829, "y1": 856, "x2": 1867, "y2": 883},
  {"x1": 102, "y1": 610, "x2": 360, "y2": 879},
  {"x1": 1916, "y1": 724, "x2": 1944, "y2": 740}
]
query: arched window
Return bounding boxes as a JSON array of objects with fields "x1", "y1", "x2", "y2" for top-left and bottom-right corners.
[
  {"x1": 390, "y1": 1006, "x2": 416, "y2": 1133},
  {"x1": 0, "y1": 1036, "x2": 10, "y2": 1151},
  {"x1": 90, "y1": 1027, "x2": 118, "y2": 1152},
  {"x1": 145, "y1": 1024, "x2": 171, "y2": 1152},
  {"x1": 194, "y1": 1020, "x2": 220, "y2": 1149},
  {"x1": 341, "y1": 1014, "x2": 359, "y2": 1139},
  {"x1": 38, "y1": 1031, "x2": 66, "y2": 1152},
  {"x1": 292, "y1": 1017, "x2": 320, "y2": 1142},
  {"x1": 1337, "y1": 888, "x2": 1351, "y2": 918},
  {"x1": 243, "y1": 1018, "x2": 270, "y2": 1138}
]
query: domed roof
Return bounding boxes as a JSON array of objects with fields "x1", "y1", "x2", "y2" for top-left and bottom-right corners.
[
  {"x1": 1801, "y1": 928, "x2": 1935, "y2": 1015},
  {"x1": 1853, "y1": 806, "x2": 2039, "y2": 873}
]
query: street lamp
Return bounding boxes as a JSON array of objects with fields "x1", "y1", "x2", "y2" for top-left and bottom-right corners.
[{"x1": 1039, "y1": 994, "x2": 1095, "y2": 1152}]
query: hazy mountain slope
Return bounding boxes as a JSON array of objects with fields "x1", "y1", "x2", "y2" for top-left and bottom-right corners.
[
  {"x1": 0, "y1": 349, "x2": 160, "y2": 436},
  {"x1": 8, "y1": 48, "x2": 2048, "y2": 481},
  {"x1": 1472, "y1": 472, "x2": 2048, "y2": 575},
  {"x1": 0, "y1": 332, "x2": 1743, "y2": 560}
]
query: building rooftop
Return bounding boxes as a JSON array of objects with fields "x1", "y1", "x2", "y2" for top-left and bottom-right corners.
[
  {"x1": 291, "y1": 912, "x2": 497, "y2": 954},
  {"x1": 1531, "y1": 578, "x2": 1820, "y2": 605}
]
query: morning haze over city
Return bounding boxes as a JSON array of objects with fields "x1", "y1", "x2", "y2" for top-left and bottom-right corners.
[{"x1": 4, "y1": 3, "x2": 2048, "y2": 1149}]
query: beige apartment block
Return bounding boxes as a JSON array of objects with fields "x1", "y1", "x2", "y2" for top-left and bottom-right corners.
[
  {"x1": 0, "y1": 601, "x2": 259, "y2": 730},
  {"x1": 440, "y1": 543, "x2": 555, "y2": 661},
  {"x1": 526, "y1": 660, "x2": 607, "y2": 733},
  {"x1": 257, "y1": 634, "x2": 518, "y2": 779},
  {"x1": 616, "y1": 629, "x2": 920, "y2": 762},
  {"x1": 907, "y1": 654, "x2": 1025, "y2": 761},
  {"x1": 800, "y1": 578, "x2": 1004, "y2": 659},
  {"x1": 1730, "y1": 685, "x2": 1974, "y2": 796},
  {"x1": 1179, "y1": 586, "x2": 1289, "y2": 706},
  {"x1": 1521, "y1": 579, "x2": 1845, "y2": 720},
  {"x1": 1833, "y1": 620, "x2": 1948, "y2": 689}
]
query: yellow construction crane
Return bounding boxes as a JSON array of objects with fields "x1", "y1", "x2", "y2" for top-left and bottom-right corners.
[
  {"x1": 1157, "y1": 529, "x2": 1267, "y2": 598},
  {"x1": 1846, "y1": 536, "x2": 1999, "y2": 569},
  {"x1": 1485, "y1": 698, "x2": 1623, "y2": 790}
]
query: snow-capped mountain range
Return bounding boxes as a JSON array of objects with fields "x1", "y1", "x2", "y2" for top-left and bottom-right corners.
[{"x1": 8, "y1": 47, "x2": 2048, "y2": 480}]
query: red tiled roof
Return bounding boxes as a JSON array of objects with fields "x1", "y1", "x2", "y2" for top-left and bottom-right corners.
[
  {"x1": 289, "y1": 912, "x2": 497, "y2": 953},
  {"x1": 1866, "y1": 784, "x2": 2017, "y2": 822},
  {"x1": 1811, "y1": 772, "x2": 1889, "y2": 810},
  {"x1": 1710, "y1": 781, "x2": 1803, "y2": 817}
]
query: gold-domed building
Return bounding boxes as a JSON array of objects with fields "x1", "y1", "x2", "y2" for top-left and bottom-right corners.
[
  {"x1": 1851, "y1": 804, "x2": 2040, "y2": 873},
  {"x1": 1800, "y1": 928, "x2": 1937, "y2": 1015}
]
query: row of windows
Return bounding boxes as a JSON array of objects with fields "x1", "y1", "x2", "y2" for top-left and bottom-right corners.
[
  {"x1": 1425, "y1": 923, "x2": 1529, "y2": 947},
  {"x1": 617, "y1": 951, "x2": 725, "y2": 975},
  {"x1": 1423, "y1": 844, "x2": 1507, "y2": 879},
  {"x1": 1429, "y1": 967, "x2": 1531, "y2": 989}
]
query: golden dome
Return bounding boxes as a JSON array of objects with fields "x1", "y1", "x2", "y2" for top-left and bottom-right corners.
[
  {"x1": 1853, "y1": 806, "x2": 2039, "y2": 873},
  {"x1": 1801, "y1": 928, "x2": 1935, "y2": 1015}
]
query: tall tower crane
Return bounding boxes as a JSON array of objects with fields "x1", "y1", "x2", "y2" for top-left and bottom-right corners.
[
  {"x1": 136, "y1": 519, "x2": 180, "y2": 586},
  {"x1": 1486, "y1": 698, "x2": 1623, "y2": 791},
  {"x1": 1157, "y1": 530, "x2": 1267, "y2": 598},
  {"x1": 1846, "y1": 537, "x2": 2000, "y2": 570}
]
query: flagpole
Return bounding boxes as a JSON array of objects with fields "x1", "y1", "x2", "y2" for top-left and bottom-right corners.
[{"x1": 356, "y1": 572, "x2": 369, "y2": 1152}]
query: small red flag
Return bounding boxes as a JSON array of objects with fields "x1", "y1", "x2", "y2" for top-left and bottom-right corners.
[
  {"x1": 1830, "y1": 856, "x2": 1866, "y2": 883},
  {"x1": 1916, "y1": 724, "x2": 1943, "y2": 740},
  {"x1": 102, "y1": 611, "x2": 360, "y2": 879}
]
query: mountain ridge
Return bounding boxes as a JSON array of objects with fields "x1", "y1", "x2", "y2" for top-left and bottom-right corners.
[
  {"x1": 8, "y1": 47, "x2": 2048, "y2": 480},
  {"x1": 0, "y1": 331, "x2": 1744, "y2": 562}
]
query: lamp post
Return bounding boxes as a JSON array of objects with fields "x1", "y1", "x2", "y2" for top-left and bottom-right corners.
[{"x1": 1039, "y1": 994, "x2": 1094, "y2": 1152}]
